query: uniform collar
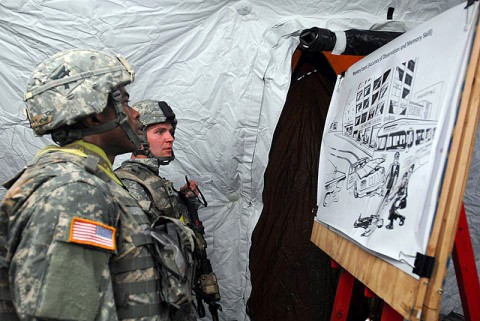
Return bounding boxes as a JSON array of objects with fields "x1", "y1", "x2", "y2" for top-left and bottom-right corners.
[
  {"x1": 123, "y1": 157, "x2": 160, "y2": 175},
  {"x1": 35, "y1": 140, "x2": 123, "y2": 186}
]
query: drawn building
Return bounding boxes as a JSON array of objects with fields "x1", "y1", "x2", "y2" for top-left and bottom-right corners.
[{"x1": 344, "y1": 58, "x2": 425, "y2": 150}]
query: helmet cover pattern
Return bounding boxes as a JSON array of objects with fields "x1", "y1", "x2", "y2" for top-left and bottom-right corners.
[
  {"x1": 24, "y1": 49, "x2": 134, "y2": 135},
  {"x1": 133, "y1": 100, "x2": 177, "y2": 129}
]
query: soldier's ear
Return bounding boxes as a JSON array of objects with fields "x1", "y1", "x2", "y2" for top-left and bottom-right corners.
[{"x1": 81, "y1": 114, "x2": 102, "y2": 128}]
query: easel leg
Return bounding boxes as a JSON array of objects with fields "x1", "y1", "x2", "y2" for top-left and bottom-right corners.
[
  {"x1": 452, "y1": 203, "x2": 480, "y2": 321},
  {"x1": 330, "y1": 261, "x2": 355, "y2": 321}
]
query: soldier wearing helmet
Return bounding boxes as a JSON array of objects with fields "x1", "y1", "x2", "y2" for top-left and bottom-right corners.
[
  {"x1": 0, "y1": 49, "x2": 174, "y2": 321},
  {"x1": 115, "y1": 100, "x2": 203, "y2": 320}
]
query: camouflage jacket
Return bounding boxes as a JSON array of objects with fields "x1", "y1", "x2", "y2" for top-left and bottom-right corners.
[
  {"x1": 115, "y1": 158, "x2": 199, "y2": 224},
  {"x1": 0, "y1": 141, "x2": 169, "y2": 321},
  {"x1": 115, "y1": 158, "x2": 199, "y2": 321}
]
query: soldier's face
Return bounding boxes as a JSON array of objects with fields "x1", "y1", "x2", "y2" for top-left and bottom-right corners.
[{"x1": 146, "y1": 123, "x2": 175, "y2": 158}]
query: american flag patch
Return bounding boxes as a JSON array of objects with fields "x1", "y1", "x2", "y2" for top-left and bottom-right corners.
[{"x1": 68, "y1": 217, "x2": 117, "y2": 251}]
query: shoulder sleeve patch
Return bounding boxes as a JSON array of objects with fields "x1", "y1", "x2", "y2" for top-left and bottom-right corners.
[{"x1": 68, "y1": 217, "x2": 117, "y2": 251}]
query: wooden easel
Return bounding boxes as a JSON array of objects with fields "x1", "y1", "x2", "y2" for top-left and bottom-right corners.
[
  {"x1": 327, "y1": 203, "x2": 479, "y2": 321},
  {"x1": 311, "y1": 5, "x2": 480, "y2": 319}
]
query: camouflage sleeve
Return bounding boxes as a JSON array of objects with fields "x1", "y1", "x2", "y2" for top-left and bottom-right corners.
[{"x1": 9, "y1": 181, "x2": 118, "y2": 321}]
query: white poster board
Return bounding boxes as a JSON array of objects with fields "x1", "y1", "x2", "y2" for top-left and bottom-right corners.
[{"x1": 316, "y1": 2, "x2": 479, "y2": 274}]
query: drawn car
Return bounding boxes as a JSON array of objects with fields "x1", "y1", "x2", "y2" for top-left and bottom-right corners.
[{"x1": 348, "y1": 157, "x2": 386, "y2": 198}]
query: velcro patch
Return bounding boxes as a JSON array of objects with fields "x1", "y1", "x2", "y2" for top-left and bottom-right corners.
[{"x1": 68, "y1": 217, "x2": 117, "y2": 251}]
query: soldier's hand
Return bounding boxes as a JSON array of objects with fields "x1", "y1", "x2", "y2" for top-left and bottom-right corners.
[{"x1": 180, "y1": 180, "x2": 199, "y2": 198}]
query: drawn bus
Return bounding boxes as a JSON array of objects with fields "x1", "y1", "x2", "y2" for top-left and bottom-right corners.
[
  {"x1": 346, "y1": 118, "x2": 437, "y2": 199},
  {"x1": 375, "y1": 118, "x2": 437, "y2": 155}
]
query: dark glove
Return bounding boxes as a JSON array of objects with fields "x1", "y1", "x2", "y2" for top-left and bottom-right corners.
[{"x1": 299, "y1": 27, "x2": 336, "y2": 52}]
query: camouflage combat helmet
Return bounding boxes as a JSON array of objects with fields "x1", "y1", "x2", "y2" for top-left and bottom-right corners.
[
  {"x1": 24, "y1": 49, "x2": 141, "y2": 148},
  {"x1": 133, "y1": 100, "x2": 177, "y2": 164}
]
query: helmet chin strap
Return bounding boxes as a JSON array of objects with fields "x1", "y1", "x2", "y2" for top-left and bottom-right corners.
[
  {"x1": 157, "y1": 152, "x2": 175, "y2": 166},
  {"x1": 51, "y1": 90, "x2": 143, "y2": 148},
  {"x1": 111, "y1": 90, "x2": 143, "y2": 150}
]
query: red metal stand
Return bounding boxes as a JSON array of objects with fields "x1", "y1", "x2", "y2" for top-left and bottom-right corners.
[
  {"x1": 328, "y1": 203, "x2": 480, "y2": 321},
  {"x1": 330, "y1": 261, "x2": 355, "y2": 321},
  {"x1": 452, "y1": 203, "x2": 480, "y2": 321}
]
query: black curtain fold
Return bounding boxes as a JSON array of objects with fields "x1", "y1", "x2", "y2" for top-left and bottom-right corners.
[{"x1": 248, "y1": 52, "x2": 370, "y2": 321}]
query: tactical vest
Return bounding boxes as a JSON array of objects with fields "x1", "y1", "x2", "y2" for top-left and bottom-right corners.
[
  {"x1": 0, "y1": 151, "x2": 167, "y2": 320},
  {"x1": 115, "y1": 163, "x2": 187, "y2": 222}
]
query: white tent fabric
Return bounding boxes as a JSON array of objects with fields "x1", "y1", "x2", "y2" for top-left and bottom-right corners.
[{"x1": 0, "y1": 1, "x2": 476, "y2": 319}]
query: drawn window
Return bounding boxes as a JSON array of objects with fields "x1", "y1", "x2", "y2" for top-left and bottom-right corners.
[
  {"x1": 407, "y1": 130, "x2": 414, "y2": 148},
  {"x1": 380, "y1": 85, "x2": 388, "y2": 98},
  {"x1": 405, "y1": 73, "x2": 413, "y2": 86},
  {"x1": 389, "y1": 100, "x2": 397, "y2": 114},
  {"x1": 373, "y1": 77, "x2": 381, "y2": 90},
  {"x1": 377, "y1": 135, "x2": 387, "y2": 150},
  {"x1": 368, "y1": 108, "x2": 375, "y2": 120},
  {"x1": 364, "y1": 85, "x2": 371, "y2": 96},
  {"x1": 402, "y1": 88, "x2": 410, "y2": 99},
  {"x1": 408, "y1": 59, "x2": 415, "y2": 72},
  {"x1": 377, "y1": 102, "x2": 385, "y2": 115},
  {"x1": 357, "y1": 91, "x2": 363, "y2": 101},
  {"x1": 363, "y1": 128, "x2": 370, "y2": 143},
  {"x1": 355, "y1": 116, "x2": 361, "y2": 126},
  {"x1": 416, "y1": 129, "x2": 425, "y2": 145},
  {"x1": 356, "y1": 103, "x2": 363, "y2": 113},
  {"x1": 363, "y1": 99, "x2": 370, "y2": 109},
  {"x1": 372, "y1": 92, "x2": 379, "y2": 105},
  {"x1": 396, "y1": 67, "x2": 404, "y2": 81},
  {"x1": 386, "y1": 131, "x2": 407, "y2": 150},
  {"x1": 383, "y1": 69, "x2": 391, "y2": 83},
  {"x1": 361, "y1": 112, "x2": 367, "y2": 123},
  {"x1": 426, "y1": 128, "x2": 435, "y2": 141}
]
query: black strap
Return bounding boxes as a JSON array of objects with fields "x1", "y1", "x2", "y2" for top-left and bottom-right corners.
[
  {"x1": 128, "y1": 206, "x2": 146, "y2": 217},
  {"x1": 0, "y1": 312, "x2": 20, "y2": 321},
  {"x1": 117, "y1": 196, "x2": 139, "y2": 207},
  {"x1": 114, "y1": 279, "x2": 159, "y2": 306},
  {"x1": 128, "y1": 211, "x2": 150, "y2": 225},
  {"x1": 117, "y1": 302, "x2": 163, "y2": 319},
  {"x1": 0, "y1": 287, "x2": 11, "y2": 300},
  {"x1": 110, "y1": 256, "x2": 155, "y2": 274},
  {"x1": 151, "y1": 181, "x2": 165, "y2": 190},
  {"x1": 132, "y1": 234, "x2": 154, "y2": 247},
  {"x1": 115, "y1": 280, "x2": 158, "y2": 300}
]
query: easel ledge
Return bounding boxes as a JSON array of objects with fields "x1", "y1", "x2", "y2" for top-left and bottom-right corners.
[{"x1": 311, "y1": 221, "x2": 418, "y2": 319}]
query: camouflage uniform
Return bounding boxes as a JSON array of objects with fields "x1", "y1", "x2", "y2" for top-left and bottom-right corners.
[
  {"x1": 117, "y1": 158, "x2": 192, "y2": 222},
  {"x1": 115, "y1": 101, "x2": 199, "y2": 321},
  {"x1": 1, "y1": 141, "x2": 170, "y2": 321},
  {"x1": 0, "y1": 49, "x2": 177, "y2": 321},
  {"x1": 116, "y1": 159, "x2": 199, "y2": 321}
]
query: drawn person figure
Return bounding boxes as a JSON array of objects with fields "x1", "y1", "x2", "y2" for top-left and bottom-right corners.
[
  {"x1": 385, "y1": 164, "x2": 414, "y2": 229},
  {"x1": 0, "y1": 49, "x2": 184, "y2": 321},
  {"x1": 384, "y1": 151, "x2": 400, "y2": 199}
]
